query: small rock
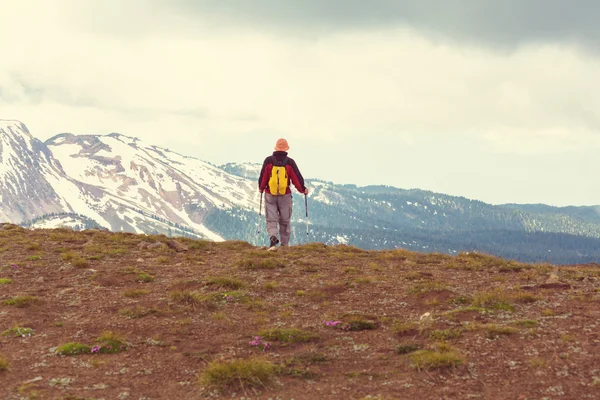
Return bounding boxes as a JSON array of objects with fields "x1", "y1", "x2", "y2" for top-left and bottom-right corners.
[
  {"x1": 419, "y1": 312, "x2": 434, "y2": 326},
  {"x1": 167, "y1": 240, "x2": 189, "y2": 252},
  {"x1": 36, "y1": 276, "x2": 44, "y2": 283},
  {"x1": 25, "y1": 376, "x2": 43, "y2": 384},
  {"x1": 137, "y1": 241, "x2": 151, "y2": 250},
  {"x1": 136, "y1": 258, "x2": 144, "y2": 263}
]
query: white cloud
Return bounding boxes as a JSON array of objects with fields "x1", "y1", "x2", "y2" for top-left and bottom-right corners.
[{"x1": 1, "y1": 1, "x2": 599, "y2": 205}]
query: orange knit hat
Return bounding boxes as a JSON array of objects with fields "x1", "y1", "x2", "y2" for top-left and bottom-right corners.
[{"x1": 274, "y1": 138, "x2": 290, "y2": 151}]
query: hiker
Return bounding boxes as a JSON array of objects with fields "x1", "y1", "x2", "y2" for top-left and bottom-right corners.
[{"x1": 258, "y1": 138, "x2": 309, "y2": 248}]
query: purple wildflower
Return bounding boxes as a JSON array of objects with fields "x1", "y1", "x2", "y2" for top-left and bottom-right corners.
[
  {"x1": 248, "y1": 336, "x2": 271, "y2": 351},
  {"x1": 91, "y1": 345, "x2": 101, "y2": 353},
  {"x1": 10, "y1": 264, "x2": 19, "y2": 270}
]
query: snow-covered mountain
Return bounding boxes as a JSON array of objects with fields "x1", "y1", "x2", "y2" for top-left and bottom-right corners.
[{"x1": 1, "y1": 120, "x2": 260, "y2": 240}]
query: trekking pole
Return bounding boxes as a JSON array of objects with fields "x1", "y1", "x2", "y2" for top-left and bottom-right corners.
[
  {"x1": 257, "y1": 192, "x2": 263, "y2": 236},
  {"x1": 304, "y1": 194, "x2": 309, "y2": 242}
]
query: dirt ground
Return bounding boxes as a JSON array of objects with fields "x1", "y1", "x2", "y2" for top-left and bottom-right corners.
[{"x1": 0, "y1": 224, "x2": 599, "y2": 399}]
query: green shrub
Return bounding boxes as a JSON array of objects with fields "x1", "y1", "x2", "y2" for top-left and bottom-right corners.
[
  {"x1": 94, "y1": 331, "x2": 128, "y2": 353},
  {"x1": 56, "y1": 342, "x2": 91, "y2": 356},
  {"x1": 2, "y1": 326, "x2": 35, "y2": 338},
  {"x1": 0, "y1": 278, "x2": 12, "y2": 285},
  {"x1": 4, "y1": 295, "x2": 40, "y2": 307}
]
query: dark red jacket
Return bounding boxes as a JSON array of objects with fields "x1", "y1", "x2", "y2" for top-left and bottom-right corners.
[{"x1": 258, "y1": 151, "x2": 306, "y2": 194}]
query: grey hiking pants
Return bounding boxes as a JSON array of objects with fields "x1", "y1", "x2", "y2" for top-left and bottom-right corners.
[{"x1": 265, "y1": 193, "x2": 293, "y2": 246}]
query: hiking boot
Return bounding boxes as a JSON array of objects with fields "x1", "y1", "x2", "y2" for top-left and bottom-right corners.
[{"x1": 269, "y1": 236, "x2": 279, "y2": 248}]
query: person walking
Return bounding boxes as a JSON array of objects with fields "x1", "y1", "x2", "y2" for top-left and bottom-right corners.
[{"x1": 258, "y1": 138, "x2": 309, "y2": 249}]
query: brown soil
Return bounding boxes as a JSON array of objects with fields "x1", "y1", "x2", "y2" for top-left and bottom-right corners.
[{"x1": 1, "y1": 225, "x2": 599, "y2": 399}]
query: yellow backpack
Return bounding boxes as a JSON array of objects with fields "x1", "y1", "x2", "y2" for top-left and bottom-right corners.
[{"x1": 268, "y1": 156, "x2": 289, "y2": 195}]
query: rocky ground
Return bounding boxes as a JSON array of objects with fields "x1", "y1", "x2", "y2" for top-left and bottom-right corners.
[{"x1": 0, "y1": 224, "x2": 599, "y2": 399}]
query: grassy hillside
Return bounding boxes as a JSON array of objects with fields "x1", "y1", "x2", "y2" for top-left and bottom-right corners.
[{"x1": 1, "y1": 224, "x2": 599, "y2": 399}]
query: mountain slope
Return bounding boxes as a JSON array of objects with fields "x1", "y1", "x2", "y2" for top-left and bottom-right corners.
[
  {"x1": 0, "y1": 120, "x2": 79, "y2": 222},
  {"x1": 43, "y1": 132, "x2": 260, "y2": 239}
]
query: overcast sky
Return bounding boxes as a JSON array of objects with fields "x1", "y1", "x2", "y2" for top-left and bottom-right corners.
[{"x1": 1, "y1": 0, "x2": 599, "y2": 206}]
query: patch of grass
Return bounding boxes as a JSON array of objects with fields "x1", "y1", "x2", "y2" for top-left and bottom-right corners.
[
  {"x1": 107, "y1": 247, "x2": 127, "y2": 255},
  {"x1": 4, "y1": 295, "x2": 40, "y2": 307},
  {"x1": 0, "y1": 278, "x2": 12, "y2": 285},
  {"x1": 541, "y1": 308, "x2": 555, "y2": 316},
  {"x1": 188, "y1": 240, "x2": 212, "y2": 250},
  {"x1": 498, "y1": 262, "x2": 527, "y2": 273},
  {"x1": 512, "y1": 290, "x2": 542, "y2": 304},
  {"x1": 170, "y1": 290, "x2": 214, "y2": 309},
  {"x1": 396, "y1": 344, "x2": 421, "y2": 354},
  {"x1": 205, "y1": 276, "x2": 246, "y2": 290},
  {"x1": 60, "y1": 251, "x2": 77, "y2": 261},
  {"x1": 56, "y1": 342, "x2": 91, "y2": 356},
  {"x1": 471, "y1": 288, "x2": 515, "y2": 311},
  {"x1": 368, "y1": 262, "x2": 384, "y2": 271},
  {"x1": 444, "y1": 261, "x2": 478, "y2": 271},
  {"x1": 121, "y1": 266, "x2": 154, "y2": 282},
  {"x1": 72, "y1": 258, "x2": 89, "y2": 268},
  {"x1": 354, "y1": 276, "x2": 375, "y2": 284},
  {"x1": 156, "y1": 256, "x2": 169, "y2": 264},
  {"x1": 529, "y1": 358, "x2": 547, "y2": 368},
  {"x1": 88, "y1": 255, "x2": 103, "y2": 260},
  {"x1": 0, "y1": 355, "x2": 8, "y2": 371},
  {"x1": 122, "y1": 289, "x2": 150, "y2": 298},
  {"x1": 2, "y1": 326, "x2": 35, "y2": 337},
  {"x1": 404, "y1": 271, "x2": 424, "y2": 281},
  {"x1": 237, "y1": 257, "x2": 287, "y2": 270},
  {"x1": 26, "y1": 242, "x2": 41, "y2": 251},
  {"x1": 119, "y1": 305, "x2": 158, "y2": 319},
  {"x1": 407, "y1": 281, "x2": 449, "y2": 295},
  {"x1": 295, "y1": 290, "x2": 306, "y2": 296},
  {"x1": 451, "y1": 296, "x2": 473, "y2": 306},
  {"x1": 341, "y1": 315, "x2": 378, "y2": 331},
  {"x1": 259, "y1": 328, "x2": 317, "y2": 344},
  {"x1": 289, "y1": 352, "x2": 328, "y2": 364},
  {"x1": 483, "y1": 324, "x2": 518, "y2": 338},
  {"x1": 429, "y1": 328, "x2": 463, "y2": 341},
  {"x1": 392, "y1": 321, "x2": 419, "y2": 335},
  {"x1": 138, "y1": 272, "x2": 155, "y2": 282},
  {"x1": 513, "y1": 319, "x2": 539, "y2": 328},
  {"x1": 24, "y1": 255, "x2": 41, "y2": 261},
  {"x1": 343, "y1": 266, "x2": 358, "y2": 274},
  {"x1": 95, "y1": 331, "x2": 128, "y2": 353},
  {"x1": 410, "y1": 344, "x2": 463, "y2": 370},
  {"x1": 200, "y1": 358, "x2": 276, "y2": 390},
  {"x1": 263, "y1": 281, "x2": 279, "y2": 291}
]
